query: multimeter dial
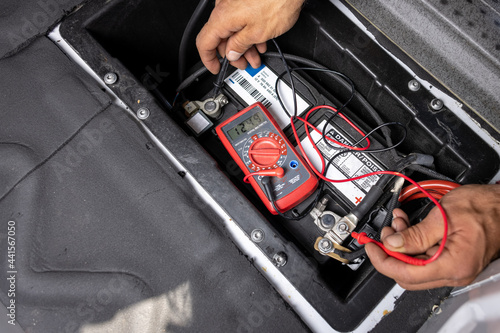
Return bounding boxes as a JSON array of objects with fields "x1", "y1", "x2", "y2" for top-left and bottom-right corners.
[
  {"x1": 216, "y1": 102, "x2": 318, "y2": 214},
  {"x1": 243, "y1": 131, "x2": 288, "y2": 171}
]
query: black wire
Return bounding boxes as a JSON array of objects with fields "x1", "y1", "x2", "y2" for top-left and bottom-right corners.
[
  {"x1": 270, "y1": 48, "x2": 377, "y2": 161},
  {"x1": 406, "y1": 164, "x2": 455, "y2": 182},
  {"x1": 269, "y1": 39, "x2": 408, "y2": 218},
  {"x1": 275, "y1": 67, "x2": 356, "y2": 119},
  {"x1": 178, "y1": 0, "x2": 211, "y2": 81},
  {"x1": 212, "y1": 57, "x2": 229, "y2": 98},
  {"x1": 272, "y1": 39, "x2": 298, "y2": 117},
  {"x1": 325, "y1": 122, "x2": 407, "y2": 170},
  {"x1": 263, "y1": 51, "x2": 397, "y2": 159},
  {"x1": 272, "y1": 61, "x2": 362, "y2": 164},
  {"x1": 269, "y1": 121, "x2": 407, "y2": 220},
  {"x1": 376, "y1": 189, "x2": 401, "y2": 241},
  {"x1": 176, "y1": 58, "x2": 224, "y2": 92}
]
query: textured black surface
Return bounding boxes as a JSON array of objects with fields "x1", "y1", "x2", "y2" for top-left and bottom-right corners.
[
  {"x1": 0, "y1": 0, "x2": 85, "y2": 59},
  {"x1": 0, "y1": 37, "x2": 111, "y2": 200},
  {"x1": 0, "y1": 38, "x2": 308, "y2": 332},
  {"x1": 371, "y1": 287, "x2": 453, "y2": 333}
]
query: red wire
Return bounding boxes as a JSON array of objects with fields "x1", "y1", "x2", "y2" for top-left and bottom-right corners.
[
  {"x1": 243, "y1": 168, "x2": 285, "y2": 183},
  {"x1": 399, "y1": 180, "x2": 460, "y2": 203},
  {"x1": 402, "y1": 192, "x2": 444, "y2": 203},
  {"x1": 301, "y1": 105, "x2": 371, "y2": 151},
  {"x1": 288, "y1": 107, "x2": 450, "y2": 266}
]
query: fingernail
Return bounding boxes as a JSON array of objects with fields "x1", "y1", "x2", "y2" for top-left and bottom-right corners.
[
  {"x1": 386, "y1": 233, "x2": 404, "y2": 248},
  {"x1": 227, "y1": 51, "x2": 243, "y2": 62}
]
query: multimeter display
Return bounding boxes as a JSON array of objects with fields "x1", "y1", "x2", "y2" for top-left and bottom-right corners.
[
  {"x1": 227, "y1": 113, "x2": 265, "y2": 140},
  {"x1": 216, "y1": 102, "x2": 318, "y2": 214}
]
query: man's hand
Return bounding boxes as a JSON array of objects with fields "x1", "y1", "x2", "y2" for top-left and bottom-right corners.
[
  {"x1": 196, "y1": 0, "x2": 305, "y2": 74},
  {"x1": 365, "y1": 184, "x2": 500, "y2": 290}
]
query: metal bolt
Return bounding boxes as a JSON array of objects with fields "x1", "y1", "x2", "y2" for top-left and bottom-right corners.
[
  {"x1": 431, "y1": 305, "x2": 442, "y2": 315},
  {"x1": 137, "y1": 107, "x2": 150, "y2": 120},
  {"x1": 430, "y1": 99, "x2": 444, "y2": 111},
  {"x1": 220, "y1": 95, "x2": 229, "y2": 105},
  {"x1": 320, "y1": 214, "x2": 335, "y2": 229},
  {"x1": 273, "y1": 252, "x2": 288, "y2": 267},
  {"x1": 336, "y1": 222, "x2": 349, "y2": 234},
  {"x1": 204, "y1": 100, "x2": 217, "y2": 112},
  {"x1": 104, "y1": 72, "x2": 118, "y2": 85},
  {"x1": 408, "y1": 79, "x2": 421, "y2": 92},
  {"x1": 318, "y1": 238, "x2": 333, "y2": 254},
  {"x1": 251, "y1": 229, "x2": 265, "y2": 243}
]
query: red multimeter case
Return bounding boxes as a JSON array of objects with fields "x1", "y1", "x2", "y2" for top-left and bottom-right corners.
[{"x1": 216, "y1": 102, "x2": 318, "y2": 214}]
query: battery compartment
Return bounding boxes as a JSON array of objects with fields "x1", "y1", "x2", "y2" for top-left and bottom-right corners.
[{"x1": 60, "y1": 0, "x2": 500, "y2": 331}]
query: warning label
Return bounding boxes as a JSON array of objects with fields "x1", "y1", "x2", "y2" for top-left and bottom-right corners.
[
  {"x1": 301, "y1": 120, "x2": 384, "y2": 206},
  {"x1": 225, "y1": 64, "x2": 310, "y2": 129}
]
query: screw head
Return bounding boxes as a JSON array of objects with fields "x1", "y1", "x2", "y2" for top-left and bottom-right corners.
[
  {"x1": 104, "y1": 72, "x2": 118, "y2": 85},
  {"x1": 432, "y1": 305, "x2": 442, "y2": 315},
  {"x1": 204, "y1": 100, "x2": 217, "y2": 112},
  {"x1": 320, "y1": 214, "x2": 335, "y2": 229},
  {"x1": 137, "y1": 107, "x2": 150, "y2": 120},
  {"x1": 430, "y1": 99, "x2": 444, "y2": 111},
  {"x1": 272, "y1": 252, "x2": 288, "y2": 267},
  {"x1": 408, "y1": 79, "x2": 421, "y2": 92},
  {"x1": 251, "y1": 229, "x2": 265, "y2": 243},
  {"x1": 318, "y1": 238, "x2": 333, "y2": 254},
  {"x1": 337, "y1": 222, "x2": 349, "y2": 233}
]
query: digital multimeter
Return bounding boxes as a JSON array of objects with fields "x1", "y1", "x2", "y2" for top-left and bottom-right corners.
[{"x1": 216, "y1": 102, "x2": 318, "y2": 214}]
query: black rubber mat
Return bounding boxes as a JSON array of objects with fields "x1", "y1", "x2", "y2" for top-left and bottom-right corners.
[{"x1": 0, "y1": 0, "x2": 85, "y2": 59}]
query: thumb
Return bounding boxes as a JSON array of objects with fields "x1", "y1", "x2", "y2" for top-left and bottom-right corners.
[
  {"x1": 225, "y1": 29, "x2": 259, "y2": 62},
  {"x1": 382, "y1": 207, "x2": 445, "y2": 255}
]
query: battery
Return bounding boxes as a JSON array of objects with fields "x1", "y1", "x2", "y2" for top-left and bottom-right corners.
[{"x1": 222, "y1": 57, "x2": 394, "y2": 213}]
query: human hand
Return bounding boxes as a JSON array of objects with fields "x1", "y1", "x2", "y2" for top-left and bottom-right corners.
[
  {"x1": 365, "y1": 184, "x2": 500, "y2": 290},
  {"x1": 196, "y1": 0, "x2": 305, "y2": 74}
]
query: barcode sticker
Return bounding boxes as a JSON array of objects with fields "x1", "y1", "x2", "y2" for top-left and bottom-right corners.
[
  {"x1": 232, "y1": 72, "x2": 272, "y2": 108},
  {"x1": 225, "y1": 65, "x2": 310, "y2": 129}
]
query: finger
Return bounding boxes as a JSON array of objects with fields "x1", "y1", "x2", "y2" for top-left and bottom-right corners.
[
  {"x1": 426, "y1": 245, "x2": 440, "y2": 258},
  {"x1": 219, "y1": 40, "x2": 249, "y2": 70},
  {"x1": 380, "y1": 226, "x2": 395, "y2": 240},
  {"x1": 197, "y1": 11, "x2": 241, "y2": 74},
  {"x1": 225, "y1": 27, "x2": 264, "y2": 62},
  {"x1": 392, "y1": 208, "x2": 409, "y2": 224},
  {"x1": 382, "y1": 206, "x2": 445, "y2": 254},
  {"x1": 256, "y1": 42, "x2": 267, "y2": 54},
  {"x1": 391, "y1": 217, "x2": 409, "y2": 233},
  {"x1": 197, "y1": 25, "x2": 225, "y2": 74},
  {"x1": 243, "y1": 46, "x2": 262, "y2": 69},
  {"x1": 217, "y1": 39, "x2": 227, "y2": 56},
  {"x1": 366, "y1": 243, "x2": 449, "y2": 286},
  {"x1": 230, "y1": 58, "x2": 249, "y2": 70}
]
